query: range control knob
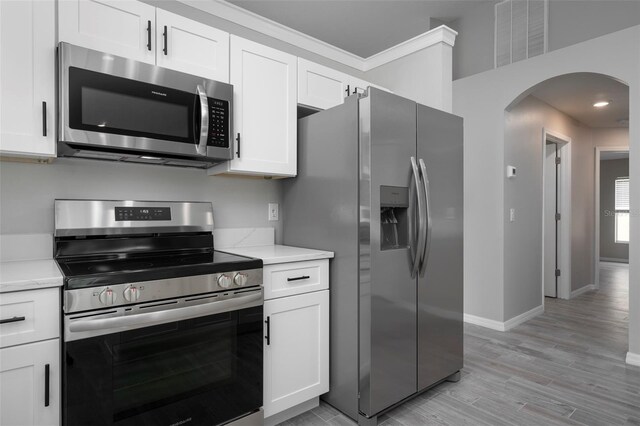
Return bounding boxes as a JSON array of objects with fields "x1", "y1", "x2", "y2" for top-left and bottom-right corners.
[
  {"x1": 123, "y1": 285, "x2": 140, "y2": 302},
  {"x1": 217, "y1": 274, "x2": 232, "y2": 289},
  {"x1": 234, "y1": 273, "x2": 248, "y2": 287},
  {"x1": 98, "y1": 288, "x2": 117, "y2": 306}
]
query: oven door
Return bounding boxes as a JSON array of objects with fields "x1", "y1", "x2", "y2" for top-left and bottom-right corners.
[
  {"x1": 63, "y1": 294, "x2": 262, "y2": 426},
  {"x1": 59, "y1": 42, "x2": 232, "y2": 162}
]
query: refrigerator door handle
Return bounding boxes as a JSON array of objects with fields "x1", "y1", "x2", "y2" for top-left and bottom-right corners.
[
  {"x1": 418, "y1": 158, "x2": 432, "y2": 277},
  {"x1": 411, "y1": 157, "x2": 426, "y2": 278}
]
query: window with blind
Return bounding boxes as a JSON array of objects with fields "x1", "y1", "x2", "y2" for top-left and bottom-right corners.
[
  {"x1": 494, "y1": 0, "x2": 548, "y2": 68},
  {"x1": 615, "y1": 177, "x2": 629, "y2": 243}
]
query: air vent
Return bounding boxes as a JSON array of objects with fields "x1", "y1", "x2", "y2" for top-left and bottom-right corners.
[{"x1": 495, "y1": 0, "x2": 547, "y2": 68}]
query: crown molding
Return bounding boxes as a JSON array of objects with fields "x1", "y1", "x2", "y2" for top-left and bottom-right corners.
[
  {"x1": 363, "y1": 25, "x2": 458, "y2": 71},
  {"x1": 178, "y1": 0, "x2": 364, "y2": 70},
  {"x1": 178, "y1": 0, "x2": 457, "y2": 72}
]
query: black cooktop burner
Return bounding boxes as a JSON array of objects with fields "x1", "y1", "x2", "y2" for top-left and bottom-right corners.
[{"x1": 57, "y1": 250, "x2": 262, "y2": 290}]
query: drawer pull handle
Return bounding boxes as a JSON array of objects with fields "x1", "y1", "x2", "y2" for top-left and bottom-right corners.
[
  {"x1": 287, "y1": 275, "x2": 310, "y2": 282},
  {"x1": 0, "y1": 316, "x2": 26, "y2": 325},
  {"x1": 44, "y1": 364, "x2": 50, "y2": 407}
]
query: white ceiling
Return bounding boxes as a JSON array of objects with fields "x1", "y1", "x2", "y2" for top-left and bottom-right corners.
[
  {"x1": 601, "y1": 151, "x2": 629, "y2": 161},
  {"x1": 530, "y1": 73, "x2": 629, "y2": 128},
  {"x1": 227, "y1": 0, "x2": 494, "y2": 58}
]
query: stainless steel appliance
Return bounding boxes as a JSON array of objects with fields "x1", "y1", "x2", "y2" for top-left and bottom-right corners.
[
  {"x1": 58, "y1": 43, "x2": 233, "y2": 168},
  {"x1": 55, "y1": 200, "x2": 264, "y2": 426},
  {"x1": 282, "y1": 88, "x2": 463, "y2": 424}
]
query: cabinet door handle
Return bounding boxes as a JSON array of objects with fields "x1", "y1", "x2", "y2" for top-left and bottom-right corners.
[
  {"x1": 345, "y1": 84, "x2": 350, "y2": 97},
  {"x1": 44, "y1": 364, "x2": 50, "y2": 407},
  {"x1": 287, "y1": 275, "x2": 310, "y2": 282},
  {"x1": 42, "y1": 101, "x2": 47, "y2": 137},
  {"x1": 265, "y1": 316, "x2": 270, "y2": 345},
  {"x1": 146, "y1": 20, "x2": 152, "y2": 51},
  {"x1": 163, "y1": 25, "x2": 168, "y2": 55},
  {"x1": 236, "y1": 133, "x2": 241, "y2": 158},
  {"x1": 0, "y1": 316, "x2": 25, "y2": 325}
]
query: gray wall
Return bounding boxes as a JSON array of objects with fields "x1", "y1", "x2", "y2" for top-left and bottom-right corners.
[
  {"x1": 452, "y1": 25, "x2": 639, "y2": 332},
  {"x1": 0, "y1": 159, "x2": 283, "y2": 241},
  {"x1": 447, "y1": 1, "x2": 497, "y2": 81},
  {"x1": 503, "y1": 95, "x2": 593, "y2": 319},
  {"x1": 451, "y1": 0, "x2": 640, "y2": 80},
  {"x1": 600, "y1": 158, "x2": 630, "y2": 261}
]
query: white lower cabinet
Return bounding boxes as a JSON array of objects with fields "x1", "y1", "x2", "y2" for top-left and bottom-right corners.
[
  {"x1": 263, "y1": 290, "x2": 329, "y2": 418},
  {"x1": 0, "y1": 338, "x2": 60, "y2": 426}
]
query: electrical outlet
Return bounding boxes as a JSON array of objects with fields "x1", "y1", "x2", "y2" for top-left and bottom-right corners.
[{"x1": 268, "y1": 203, "x2": 279, "y2": 221}]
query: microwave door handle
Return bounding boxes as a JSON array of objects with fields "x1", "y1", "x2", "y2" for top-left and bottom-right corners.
[{"x1": 196, "y1": 85, "x2": 209, "y2": 156}]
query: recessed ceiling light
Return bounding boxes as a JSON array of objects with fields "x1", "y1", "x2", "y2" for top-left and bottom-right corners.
[{"x1": 593, "y1": 101, "x2": 610, "y2": 108}]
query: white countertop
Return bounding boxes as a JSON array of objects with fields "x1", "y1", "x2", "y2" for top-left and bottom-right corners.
[
  {"x1": 0, "y1": 259, "x2": 63, "y2": 293},
  {"x1": 219, "y1": 244, "x2": 334, "y2": 265}
]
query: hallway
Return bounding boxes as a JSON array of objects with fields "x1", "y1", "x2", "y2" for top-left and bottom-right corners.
[{"x1": 281, "y1": 262, "x2": 640, "y2": 425}]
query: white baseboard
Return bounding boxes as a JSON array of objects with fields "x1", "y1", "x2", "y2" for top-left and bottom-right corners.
[
  {"x1": 463, "y1": 313, "x2": 506, "y2": 331},
  {"x1": 600, "y1": 257, "x2": 629, "y2": 263},
  {"x1": 503, "y1": 305, "x2": 544, "y2": 331},
  {"x1": 570, "y1": 284, "x2": 596, "y2": 299},
  {"x1": 626, "y1": 352, "x2": 640, "y2": 367},
  {"x1": 464, "y1": 305, "x2": 543, "y2": 332}
]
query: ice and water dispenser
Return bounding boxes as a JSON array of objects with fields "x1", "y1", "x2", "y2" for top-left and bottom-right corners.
[{"x1": 380, "y1": 186, "x2": 409, "y2": 250}]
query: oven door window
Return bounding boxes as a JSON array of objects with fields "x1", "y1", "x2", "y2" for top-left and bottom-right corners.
[
  {"x1": 68, "y1": 67, "x2": 196, "y2": 144},
  {"x1": 64, "y1": 306, "x2": 263, "y2": 426}
]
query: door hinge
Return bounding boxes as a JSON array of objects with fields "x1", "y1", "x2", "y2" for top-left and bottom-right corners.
[
  {"x1": 555, "y1": 213, "x2": 561, "y2": 221},
  {"x1": 555, "y1": 157, "x2": 561, "y2": 165},
  {"x1": 555, "y1": 269, "x2": 561, "y2": 277}
]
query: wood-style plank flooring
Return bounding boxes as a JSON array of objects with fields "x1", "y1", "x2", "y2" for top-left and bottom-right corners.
[{"x1": 279, "y1": 262, "x2": 640, "y2": 425}]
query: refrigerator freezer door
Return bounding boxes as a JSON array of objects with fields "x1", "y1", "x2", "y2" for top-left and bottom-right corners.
[
  {"x1": 359, "y1": 89, "x2": 418, "y2": 417},
  {"x1": 416, "y1": 104, "x2": 464, "y2": 391}
]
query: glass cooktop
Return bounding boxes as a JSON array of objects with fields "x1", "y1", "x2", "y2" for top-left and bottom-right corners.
[{"x1": 57, "y1": 250, "x2": 262, "y2": 289}]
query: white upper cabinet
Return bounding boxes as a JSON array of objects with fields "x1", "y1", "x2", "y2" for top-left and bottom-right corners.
[
  {"x1": 297, "y1": 58, "x2": 389, "y2": 110},
  {"x1": 58, "y1": 0, "x2": 156, "y2": 64},
  {"x1": 0, "y1": 0, "x2": 56, "y2": 158},
  {"x1": 209, "y1": 36, "x2": 297, "y2": 177},
  {"x1": 155, "y1": 9, "x2": 229, "y2": 82},
  {"x1": 298, "y1": 58, "x2": 350, "y2": 110},
  {"x1": 58, "y1": 1, "x2": 230, "y2": 81}
]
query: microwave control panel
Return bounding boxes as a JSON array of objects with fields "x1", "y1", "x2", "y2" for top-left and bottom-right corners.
[{"x1": 208, "y1": 99, "x2": 229, "y2": 148}]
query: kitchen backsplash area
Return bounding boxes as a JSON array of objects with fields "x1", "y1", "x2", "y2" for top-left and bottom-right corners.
[{"x1": 0, "y1": 158, "x2": 283, "y2": 240}]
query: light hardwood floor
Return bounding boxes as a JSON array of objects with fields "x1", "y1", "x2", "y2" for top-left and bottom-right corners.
[{"x1": 279, "y1": 262, "x2": 640, "y2": 425}]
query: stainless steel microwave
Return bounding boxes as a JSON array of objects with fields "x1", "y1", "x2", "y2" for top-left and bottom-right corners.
[{"x1": 58, "y1": 42, "x2": 233, "y2": 168}]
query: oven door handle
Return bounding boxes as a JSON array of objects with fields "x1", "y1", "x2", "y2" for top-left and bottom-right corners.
[
  {"x1": 68, "y1": 291, "x2": 262, "y2": 333},
  {"x1": 196, "y1": 84, "x2": 209, "y2": 156}
]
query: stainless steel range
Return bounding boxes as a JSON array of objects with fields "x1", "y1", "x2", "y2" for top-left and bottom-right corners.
[{"x1": 54, "y1": 200, "x2": 264, "y2": 426}]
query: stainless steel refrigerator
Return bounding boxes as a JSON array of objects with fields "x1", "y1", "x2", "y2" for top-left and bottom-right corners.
[{"x1": 283, "y1": 88, "x2": 463, "y2": 424}]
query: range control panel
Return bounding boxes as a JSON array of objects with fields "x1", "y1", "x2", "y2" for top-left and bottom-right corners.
[
  {"x1": 208, "y1": 98, "x2": 229, "y2": 148},
  {"x1": 115, "y1": 207, "x2": 171, "y2": 221}
]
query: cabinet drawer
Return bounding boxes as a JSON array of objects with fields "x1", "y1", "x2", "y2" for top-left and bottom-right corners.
[
  {"x1": 264, "y1": 260, "x2": 328, "y2": 300},
  {"x1": 0, "y1": 287, "x2": 60, "y2": 348}
]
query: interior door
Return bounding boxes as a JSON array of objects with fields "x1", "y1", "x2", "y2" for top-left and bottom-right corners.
[
  {"x1": 544, "y1": 142, "x2": 558, "y2": 297},
  {"x1": 359, "y1": 89, "x2": 417, "y2": 417},
  {"x1": 416, "y1": 104, "x2": 463, "y2": 391}
]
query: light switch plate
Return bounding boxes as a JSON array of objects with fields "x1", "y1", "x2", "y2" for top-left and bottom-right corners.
[
  {"x1": 268, "y1": 203, "x2": 279, "y2": 221},
  {"x1": 509, "y1": 208, "x2": 515, "y2": 222}
]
